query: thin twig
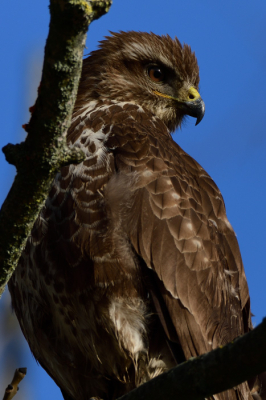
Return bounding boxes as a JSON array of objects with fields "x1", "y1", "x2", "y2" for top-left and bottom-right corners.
[{"x1": 2, "y1": 368, "x2": 27, "y2": 400}]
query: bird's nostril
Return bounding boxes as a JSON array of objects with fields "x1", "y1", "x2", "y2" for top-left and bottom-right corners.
[{"x1": 189, "y1": 93, "x2": 195, "y2": 100}]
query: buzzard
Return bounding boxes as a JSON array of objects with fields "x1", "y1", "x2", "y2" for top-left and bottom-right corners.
[{"x1": 9, "y1": 31, "x2": 262, "y2": 400}]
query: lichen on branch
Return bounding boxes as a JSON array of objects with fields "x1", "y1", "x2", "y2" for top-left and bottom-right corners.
[{"x1": 0, "y1": 0, "x2": 112, "y2": 297}]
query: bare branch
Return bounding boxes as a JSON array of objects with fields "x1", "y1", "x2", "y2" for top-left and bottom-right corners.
[
  {"x1": 2, "y1": 368, "x2": 27, "y2": 400},
  {"x1": 117, "y1": 318, "x2": 266, "y2": 400},
  {"x1": 0, "y1": 0, "x2": 112, "y2": 297}
]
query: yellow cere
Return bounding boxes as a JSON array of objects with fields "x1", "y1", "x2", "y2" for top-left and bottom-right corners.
[
  {"x1": 187, "y1": 87, "x2": 200, "y2": 101},
  {"x1": 153, "y1": 87, "x2": 200, "y2": 103}
]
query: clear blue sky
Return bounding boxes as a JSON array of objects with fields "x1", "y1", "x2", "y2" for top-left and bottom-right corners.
[{"x1": 1, "y1": 1, "x2": 266, "y2": 399}]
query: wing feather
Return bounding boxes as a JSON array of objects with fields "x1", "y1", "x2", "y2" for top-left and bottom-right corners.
[{"x1": 107, "y1": 111, "x2": 251, "y2": 363}]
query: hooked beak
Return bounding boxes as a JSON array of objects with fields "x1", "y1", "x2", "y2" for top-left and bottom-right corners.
[
  {"x1": 153, "y1": 86, "x2": 205, "y2": 126},
  {"x1": 182, "y1": 96, "x2": 205, "y2": 126}
]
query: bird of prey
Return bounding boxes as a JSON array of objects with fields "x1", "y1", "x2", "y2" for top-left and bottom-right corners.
[{"x1": 9, "y1": 31, "x2": 263, "y2": 400}]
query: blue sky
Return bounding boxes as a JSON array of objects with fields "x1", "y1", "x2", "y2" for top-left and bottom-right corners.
[{"x1": 1, "y1": 1, "x2": 266, "y2": 399}]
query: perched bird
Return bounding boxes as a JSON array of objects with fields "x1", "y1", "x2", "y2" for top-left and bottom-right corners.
[{"x1": 9, "y1": 31, "x2": 263, "y2": 400}]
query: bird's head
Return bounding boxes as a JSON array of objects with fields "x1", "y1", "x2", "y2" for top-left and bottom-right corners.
[{"x1": 77, "y1": 31, "x2": 205, "y2": 132}]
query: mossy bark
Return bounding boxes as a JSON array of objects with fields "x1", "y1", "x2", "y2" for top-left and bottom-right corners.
[{"x1": 0, "y1": 0, "x2": 112, "y2": 296}]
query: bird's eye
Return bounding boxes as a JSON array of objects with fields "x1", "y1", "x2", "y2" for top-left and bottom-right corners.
[{"x1": 148, "y1": 66, "x2": 164, "y2": 83}]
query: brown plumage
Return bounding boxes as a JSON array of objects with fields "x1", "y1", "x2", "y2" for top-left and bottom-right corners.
[{"x1": 8, "y1": 31, "x2": 262, "y2": 400}]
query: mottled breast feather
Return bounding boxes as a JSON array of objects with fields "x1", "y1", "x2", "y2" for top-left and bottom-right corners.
[{"x1": 8, "y1": 31, "x2": 257, "y2": 400}]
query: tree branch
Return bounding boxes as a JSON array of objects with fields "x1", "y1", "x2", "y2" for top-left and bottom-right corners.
[
  {"x1": 117, "y1": 318, "x2": 266, "y2": 400},
  {"x1": 0, "y1": 0, "x2": 112, "y2": 297},
  {"x1": 2, "y1": 368, "x2": 27, "y2": 400}
]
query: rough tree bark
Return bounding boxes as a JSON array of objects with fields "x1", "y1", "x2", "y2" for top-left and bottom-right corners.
[{"x1": 0, "y1": 0, "x2": 112, "y2": 297}]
